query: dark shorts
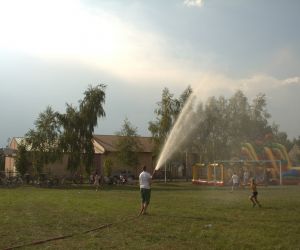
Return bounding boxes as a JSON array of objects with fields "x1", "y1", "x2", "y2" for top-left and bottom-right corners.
[
  {"x1": 140, "y1": 188, "x2": 151, "y2": 204},
  {"x1": 251, "y1": 191, "x2": 258, "y2": 198}
]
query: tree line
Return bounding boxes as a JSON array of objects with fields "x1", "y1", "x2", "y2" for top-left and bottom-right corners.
[
  {"x1": 15, "y1": 84, "x2": 106, "y2": 176},
  {"x1": 148, "y1": 86, "x2": 299, "y2": 166},
  {"x1": 14, "y1": 84, "x2": 300, "y2": 177}
]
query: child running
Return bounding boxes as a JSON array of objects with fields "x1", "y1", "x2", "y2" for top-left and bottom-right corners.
[{"x1": 249, "y1": 178, "x2": 262, "y2": 208}]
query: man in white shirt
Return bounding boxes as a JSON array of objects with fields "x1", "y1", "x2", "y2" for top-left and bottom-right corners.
[
  {"x1": 231, "y1": 172, "x2": 239, "y2": 191},
  {"x1": 139, "y1": 165, "x2": 153, "y2": 215}
]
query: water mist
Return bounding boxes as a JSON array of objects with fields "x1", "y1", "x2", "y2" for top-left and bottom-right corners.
[{"x1": 155, "y1": 88, "x2": 204, "y2": 171}]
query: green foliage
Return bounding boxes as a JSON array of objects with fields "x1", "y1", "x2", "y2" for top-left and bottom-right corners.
[
  {"x1": 115, "y1": 118, "x2": 141, "y2": 171},
  {"x1": 148, "y1": 88, "x2": 174, "y2": 152},
  {"x1": 0, "y1": 149, "x2": 5, "y2": 171},
  {"x1": 25, "y1": 84, "x2": 106, "y2": 175},
  {"x1": 15, "y1": 143, "x2": 29, "y2": 176},
  {"x1": 103, "y1": 158, "x2": 113, "y2": 177},
  {"x1": 149, "y1": 87, "x2": 292, "y2": 164},
  {"x1": 195, "y1": 91, "x2": 277, "y2": 161},
  {"x1": 56, "y1": 84, "x2": 106, "y2": 174},
  {"x1": 149, "y1": 87, "x2": 193, "y2": 156},
  {"x1": 25, "y1": 106, "x2": 61, "y2": 174}
]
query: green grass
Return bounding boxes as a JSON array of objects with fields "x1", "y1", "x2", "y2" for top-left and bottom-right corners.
[{"x1": 1, "y1": 183, "x2": 300, "y2": 249}]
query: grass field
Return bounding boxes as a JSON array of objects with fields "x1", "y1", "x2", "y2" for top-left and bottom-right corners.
[{"x1": 1, "y1": 183, "x2": 300, "y2": 250}]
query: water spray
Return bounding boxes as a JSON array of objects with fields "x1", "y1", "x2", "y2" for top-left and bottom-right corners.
[{"x1": 154, "y1": 87, "x2": 203, "y2": 171}]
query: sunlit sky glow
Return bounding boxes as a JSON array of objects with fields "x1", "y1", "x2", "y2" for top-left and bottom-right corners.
[{"x1": 0, "y1": 0, "x2": 300, "y2": 146}]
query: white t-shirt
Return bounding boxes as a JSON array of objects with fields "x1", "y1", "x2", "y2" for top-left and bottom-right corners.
[
  {"x1": 139, "y1": 171, "x2": 152, "y2": 189},
  {"x1": 232, "y1": 174, "x2": 239, "y2": 184},
  {"x1": 244, "y1": 171, "x2": 249, "y2": 180}
]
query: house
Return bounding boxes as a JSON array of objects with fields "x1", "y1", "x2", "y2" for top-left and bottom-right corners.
[
  {"x1": 4, "y1": 135, "x2": 155, "y2": 178},
  {"x1": 93, "y1": 135, "x2": 155, "y2": 177},
  {"x1": 4, "y1": 138, "x2": 19, "y2": 174}
]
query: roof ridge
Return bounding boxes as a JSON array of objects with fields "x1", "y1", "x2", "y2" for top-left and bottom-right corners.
[{"x1": 93, "y1": 134, "x2": 152, "y2": 139}]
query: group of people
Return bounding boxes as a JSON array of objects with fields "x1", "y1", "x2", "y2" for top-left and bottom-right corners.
[
  {"x1": 139, "y1": 166, "x2": 262, "y2": 214},
  {"x1": 231, "y1": 171, "x2": 262, "y2": 207},
  {"x1": 231, "y1": 169, "x2": 250, "y2": 191},
  {"x1": 91, "y1": 166, "x2": 262, "y2": 215}
]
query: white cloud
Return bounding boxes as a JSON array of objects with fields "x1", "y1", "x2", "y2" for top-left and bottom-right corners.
[
  {"x1": 0, "y1": 0, "x2": 298, "y2": 99},
  {"x1": 0, "y1": 0, "x2": 189, "y2": 85},
  {"x1": 183, "y1": 0, "x2": 204, "y2": 8},
  {"x1": 183, "y1": 73, "x2": 300, "y2": 103},
  {"x1": 282, "y1": 77, "x2": 300, "y2": 85}
]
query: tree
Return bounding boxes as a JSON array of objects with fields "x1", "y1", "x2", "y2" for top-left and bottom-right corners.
[
  {"x1": 104, "y1": 158, "x2": 113, "y2": 177},
  {"x1": 25, "y1": 84, "x2": 106, "y2": 176},
  {"x1": 148, "y1": 86, "x2": 197, "y2": 180},
  {"x1": 25, "y1": 106, "x2": 62, "y2": 174},
  {"x1": 115, "y1": 118, "x2": 141, "y2": 174},
  {"x1": 57, "y1": 84, "x2": 106, "y2": 174},
  {"x1": 15, "y1": 143, "x2": 29, "y2": 176},
  {"x1": 0, "y1": 149, "x2": 5, "y2": 171},
  {"x1": 271, "y1": 123, "x2": 293, "y2": 151},
  {"x1": 148, "y1": 88, "x2": 177, "y2": 155},
  {"x1": 173, "y1": 85, "x2": 193, "y2": 119},
  {"x1": 189, "y1": 90, "x2": 280, "y2": 162},
  {"x1": 248, "y1": 93, "x2": 272, "y2": 141}
]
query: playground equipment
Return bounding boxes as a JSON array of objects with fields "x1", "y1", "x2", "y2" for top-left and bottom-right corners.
[
  {"x1": 192, "y1": 163, "x2": 224, "y2": 186},
  {"x1": 193, "y1": 139, "x2": 300, "y2": 185},
  {"x1": 243, "y1": 142, "x2": 300, "y2": 185},
  {"x1": 192, "y1": 160, "x2": 281, "y2": 186}
]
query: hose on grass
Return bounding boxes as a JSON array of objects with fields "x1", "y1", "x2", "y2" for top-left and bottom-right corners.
[{"x1": 3, "y1": 215, "x2": 139, "y2": 250}]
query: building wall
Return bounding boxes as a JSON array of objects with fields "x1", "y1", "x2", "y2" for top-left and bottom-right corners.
[
  {"x1": 5, "y1": 137, "x2": 155, "y2": 178},
  {"x1": 43, "y1": 155, "x2": 69, "y2": 176},
  {"x1": 4, "y1": 138, "x2": 17, "y2": 174},
  {"x1": 10, "y1": 138, "x2": 18, "y2": 150},
  {"x1": 100, "y1": 151, "x2": 154, "y2": 177},
  {"x1": 5, "y1": 156, "x2": 16, "y2": 173}
]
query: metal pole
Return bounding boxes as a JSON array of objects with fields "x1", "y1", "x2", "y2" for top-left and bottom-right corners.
[
  {"x1": 185, "y1": 150, "x2": 188, "y2": 182},
  {"x1": 164, "y1": 162, "x2": 167, "y2": 184},
  {"x1": 279, "y1": 160, "x2": 282, "y2": 185},
  {"x1": 214, "y1": 165, "x2": 216, "y2": 185}
]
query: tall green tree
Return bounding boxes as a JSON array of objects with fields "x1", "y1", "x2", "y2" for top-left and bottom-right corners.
[
  {"x1": 148, "y1": 88, "x2": 177, "y2": 155},
  {"x1": 25, "y1": 106, "x2": 62, "y2": 174},
  {"x1": 15, "y1": 143, "x2": 29, "y2": 176},
  {"x1": 104, "y1": 158, "x2": 113, "y2": 177},
  {"x1": 115, "y1": 118, "x2": 141, "y2": 174},
  {"x1": 149, "y1": 86, "x2": 196, "y2": 168},
  {"x1": 189, "y1": 90, "x2": 279, "y2": 162},
  {"x1": 248, "y1": 93, "x2": 272, "y2": 140},
  {"x1": 0, "y1": 149, "x2": 5, "y2": 171},
  {"x1": 173, "y1": 85, "x2": 193, "y2": 119},
  {"x1": 57, "y1": 84, "x2": 106, "y2": 174}
]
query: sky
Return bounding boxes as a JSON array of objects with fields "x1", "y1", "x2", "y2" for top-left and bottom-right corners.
[{"x1": 0, "y1": 0, "x2": 300, "y2": 147}]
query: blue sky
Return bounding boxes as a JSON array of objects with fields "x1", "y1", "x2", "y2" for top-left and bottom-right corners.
[{"x1": 0, "y1": 0, "x2": 300, "y2": 147}]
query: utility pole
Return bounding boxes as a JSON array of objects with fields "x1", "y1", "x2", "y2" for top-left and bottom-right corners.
[
  {"x1": 164, "y1": 162, "x2": 167, "y2": 183},
  {"x1": 185, "y1": 150, "x2": 188, "y2": 182}
]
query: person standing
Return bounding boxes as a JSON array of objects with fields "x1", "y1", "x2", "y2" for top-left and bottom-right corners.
[
  {"x1": 231, "y1": 172, "x2": 239, "y2": 191},
  {"x1": 249, "y1": 178, "x2": 262, "y2": 207},
  {"x1": 243, "y1": 169, "x2": 250, "y2": 186},
  {"x1": 139, "y1": 165, "x2": 153, "y2": 215},
  {"x1": 89, "y1": 174, "x2": 94, "y2": 184},
  {"x1": 94, "y1": 173, "x2": 100, "y2": 191}
]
